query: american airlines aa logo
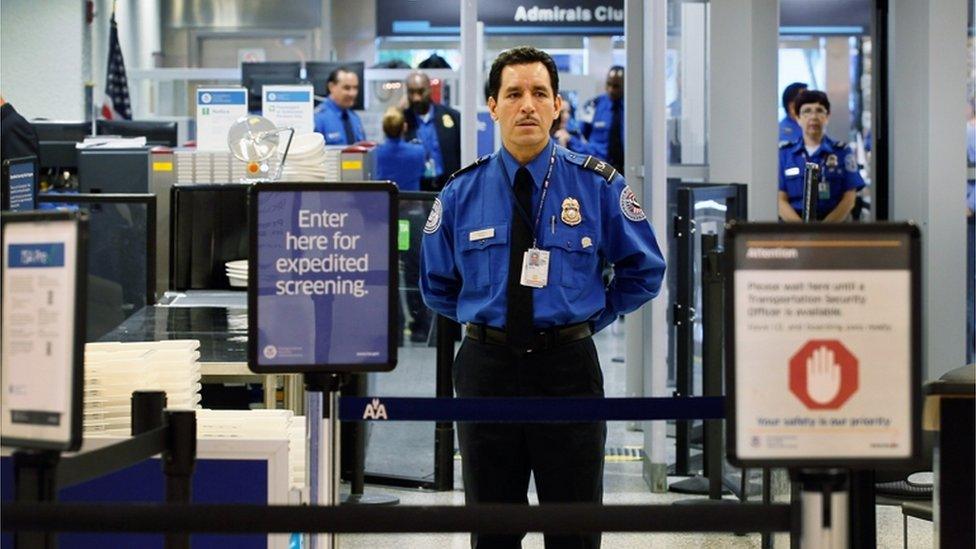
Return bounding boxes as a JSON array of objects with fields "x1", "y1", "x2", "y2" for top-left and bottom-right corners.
[{"x1": 363, "y1": 398, "x2": 388, "y2": 420}]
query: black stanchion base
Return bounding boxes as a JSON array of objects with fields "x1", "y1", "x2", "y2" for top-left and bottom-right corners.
[
  {"x1": 669, "y1": 475, "x2": 728, "y2": 495},
  {"x1": 341, "y1": 493, "x2": 400, "y2": 506}
]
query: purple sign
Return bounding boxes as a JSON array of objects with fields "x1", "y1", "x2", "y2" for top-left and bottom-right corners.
[{"x1": 250, "y1": 184, "x2": 396, "y2": 372}]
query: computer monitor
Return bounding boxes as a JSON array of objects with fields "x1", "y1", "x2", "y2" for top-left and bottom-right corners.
[
  {"x1": 1, "y1": 156, "x2": 39, "y2": 211},
  {"x1": 241, "y1": 62, "x2": 302, "y2": 113},
  {"x1": 32, "y1": 121, "x2": 91, "y2": 142},
  {"x1": 33, "y1": 121, "x2": 90, "y2": 170},
  {"x1": 305, "y1": 61, "x2": 366, "y2": 111},
  {"x1": 96, "y1": 119, "x2": 178, "y2": 147}
]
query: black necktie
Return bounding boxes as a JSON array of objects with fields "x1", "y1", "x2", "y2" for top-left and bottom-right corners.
[
  {"x1": 608, "y1": 100, "x2": 624, "y2": 172},
  {"x1": 341, "y1": 110, "x2": 356, "y2": 144},
  {"x1": 506, "y1": 167, "x2": 535, "y2": 346}
]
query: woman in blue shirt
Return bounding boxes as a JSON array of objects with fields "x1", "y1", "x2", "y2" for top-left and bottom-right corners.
[{"x1": 375, "y1": 108, "x2": 426, "y2": 191}]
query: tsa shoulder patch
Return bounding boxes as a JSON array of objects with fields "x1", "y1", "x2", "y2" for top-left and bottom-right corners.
[
  {"x1": 619, "y1": 185, "x2": 646, "y2": 222},
  {"x1": 582, "y1": 155, "x2": 618, "y2": 183},
  {"x1": 424, "y1": 197, "x2": 443, "y2": 234},
  {"x1": 844, "y1": 153, "x2": 858, "y2": 172}
]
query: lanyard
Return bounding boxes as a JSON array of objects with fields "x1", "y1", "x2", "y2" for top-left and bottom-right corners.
[{"x1": 501, "y1": 143, "x2": 557, "y2": 248}]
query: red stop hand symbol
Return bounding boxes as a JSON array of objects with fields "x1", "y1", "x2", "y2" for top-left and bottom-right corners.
[{"x1": 789, "y1": 340, "x2": 858, "y2": 410}]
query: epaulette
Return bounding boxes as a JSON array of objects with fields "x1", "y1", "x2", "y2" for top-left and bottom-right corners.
[
  {"x1": 834, "y1": 140, "x2": 848, "y2": 149},
  {"x1": 580, "y1": 155, "x2": 618, "y2": 183},
  {"x1": 779, "y1": 140, "x2": 793, "y2": 149},
  {"x1": 447, "y1": 153, "x2": 492, "y2": 181}
]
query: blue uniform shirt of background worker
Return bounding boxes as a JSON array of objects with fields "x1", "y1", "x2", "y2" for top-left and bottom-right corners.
[
  {"x1": 779, "y1": 115, "x2": 802, "y2": 143},
  {"x1": 565, "y1": 66, "x2": 625, "y2": 173},
  {"x1": 313, "y1": 97, "x2": 365, "y2": 145},
  {"x1": 375, "y1": 137, "x2": 425, "y2": 192},
  {"x1": 420, "y1": 139, "x2": 665, "y2": 333},
  {"x1": 778, "y1": 135, "x2": 864, "y2": 220}
]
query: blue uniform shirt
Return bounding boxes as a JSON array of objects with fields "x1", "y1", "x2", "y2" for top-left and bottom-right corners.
[
  {"x1": 415, "y1": 111, "x2": 445, "y2": 177},
  {"x1": 313, "y1": 98, "x2": 366, "y2": 145},
  {"x1": 420, "y1": 140, "x2": 665, "y2": 333},
  {"x1": 569, "y1": 94, "x2": 623, "y2": 162},
  {"x1": 375, "y1": 137, "x2": 426, "y2": 192},
  {"x1": 779, "y1": 136, "x2": 865, "y2": 217},
  {"x1": 779, "y1": 116, "x2": 802, "y2": 143}
]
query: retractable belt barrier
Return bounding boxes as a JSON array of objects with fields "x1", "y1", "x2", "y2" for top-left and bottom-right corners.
[
  {"x1": 340, "y1": 396, "x2": 725, "y2": 422},
  {"x1": 2, "y1": 502, "x2": 793, "y2": 535}
]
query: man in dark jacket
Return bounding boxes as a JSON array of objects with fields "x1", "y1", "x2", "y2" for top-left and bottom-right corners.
[
  {"x1": 1, "y1": 96, "x2": 39, "y2": 163},
  {"x1": 402, "y1": 72, "x2": 460, "y2": 191}
]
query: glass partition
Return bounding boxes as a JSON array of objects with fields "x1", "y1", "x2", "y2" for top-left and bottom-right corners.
[{"x1": 37, "y1": 193, "x2": 156, "y2": 342}]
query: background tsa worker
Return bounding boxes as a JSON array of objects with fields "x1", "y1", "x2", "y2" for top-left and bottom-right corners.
[
  {"x1": 420, "y1": 46, "x2": 665, "y2": 549},
  {"x1": 403, "y1": 71, "x2": 462, "y2": 191},
  {"x1": 560, "y1": 65, "x2": 625, "y2": 174},
  {"x1": 778, "y1": 90, "x2": 865, "y2": 222},
  {"x1": 312, "y1": 66, "x2": 365, "y2": 145}
]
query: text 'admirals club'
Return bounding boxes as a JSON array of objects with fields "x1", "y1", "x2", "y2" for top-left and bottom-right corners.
[{"x1": 513, "y1": 4, "x2": 624, "y2": 23}]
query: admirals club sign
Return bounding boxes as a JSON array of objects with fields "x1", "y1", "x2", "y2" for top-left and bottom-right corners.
[{"x1": 377, "y1": 0, "x2": 625, "y2": 36}]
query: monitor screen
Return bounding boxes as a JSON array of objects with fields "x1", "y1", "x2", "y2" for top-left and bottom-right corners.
[
  {"x1": 304, "y1": 61, "x2": 366, "y2": 111},
  {"x1": 32, "y1": 121, "x2": 91, "y2": 142},
  {"x1": 241, "y1": 62, "x2": 302, "y2": 113},
  {"x1": 96, "y1": 120, "x2": 178, "y2": 147},
  {"x1": 2, "y1": 156, "x2": 38, "y2": 212}
]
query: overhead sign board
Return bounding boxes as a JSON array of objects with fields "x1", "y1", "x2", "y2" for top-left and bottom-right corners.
[
  {"x1": 726, "y1": 223, "x2": 921, "y2": 468},
  {"x1": 1, "y1": 211, "x2": 87, "y2": 451},
  {"x1": 376, "y1": 0, "x2": 624, "y2": 36},
  {"x1": 248, "y1": 183, "x2": 398, "y2": 373}
]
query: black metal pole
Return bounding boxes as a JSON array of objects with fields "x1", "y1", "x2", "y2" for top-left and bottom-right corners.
[
  {"x1": 163, "y1": 409, "x2": 197, "y2": 549},
  {"x1": 131, "y1": 391, "x2": 166, "y2": 435},
  {"x1": 434, "y1": 314, "x2": 458, "y2": 491},
  {"x1": 701, "y1": 234, "x2": 724, "y2": 501},
  {"x1": 13, "y1": 450, "x2": 61, "y2": 549}
]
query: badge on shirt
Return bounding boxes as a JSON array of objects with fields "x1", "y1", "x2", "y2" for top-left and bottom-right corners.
[
  {"x1": 784, "y1": 167, "x2": 801, "y2": 177},
  {"x1": 825, "y1": 154, "x2": 838, "y2": 168},
  {"x1": 561, "y1": 197, "x2": 582, "y2": 226},
  {"x1": 442, "y1": 114, "x2": 454, "y2": 129},
  {"x1": 520, "y1": 248, "x2": 550, "y2": 288},
  {"x1": 424, "y1": 197, "x2": 442, "y2": 234},
  {"x1": 818, "y1": 180, "x2": 830, "y2": 200},
  {"x1": 619, "y1": 185, "x2": 646, "y2": 222},
  {"x1": 581, "y1": 236, "x2": 593, "y2": 248}
]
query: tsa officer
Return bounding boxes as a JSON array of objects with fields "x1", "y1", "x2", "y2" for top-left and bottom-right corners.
[
  {"x1": 421, "y1": 46, "x2": 665, "y2": 549},
  {"x1": 561, "y1": 65, "x2": 625, "y2": 173},
  {"x1": 403, "y1": 71, "x2": 462, "y2": 191},
  {"x1": 312, "y1": 66, "x2": 366, "y2": 145},
  {"x1": 778, "y1": 82, "x2": 807, "y2": 144},
  {"x1": 778, "y1": 90, "x2": 865, "y2": 222}
]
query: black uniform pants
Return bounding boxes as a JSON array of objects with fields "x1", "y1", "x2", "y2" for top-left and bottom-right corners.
[{"x1": 453, "y1": 336, "x2": 606, "y2": 549}]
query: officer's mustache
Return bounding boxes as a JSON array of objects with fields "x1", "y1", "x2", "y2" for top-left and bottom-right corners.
[{"x1": 515, "y1": 117, "x2": 540, "y2": 126}]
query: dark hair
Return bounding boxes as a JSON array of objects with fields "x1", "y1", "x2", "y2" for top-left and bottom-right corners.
[
  {"x1": 327, "y1": 66, "x2": 356, "y2": 85},
  {"x1": 781, "y1": 82, "x2": 808, "y2": 112},
  {"x1": 487, "y1": 46, "x2": 559, "y2": 101},
  {"x1": 608, "y1": 65, "x2": 624, "y2": 76},
  {"x1": 794, "y1": 89, "x2": 830, "y2": 115}
]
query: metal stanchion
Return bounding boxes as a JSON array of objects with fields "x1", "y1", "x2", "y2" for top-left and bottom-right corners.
[
  {"x1": 802, "y1": 163, "x2": 820, "y2": 223},
  {"x1": 305, "y1": 373, "x2": 342, "y2": 549},
  {"x1": 796, "y1": 469, "x2": 849, "y2": 549}
]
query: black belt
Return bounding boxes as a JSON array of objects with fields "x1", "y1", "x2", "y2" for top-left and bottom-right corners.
[{"x1": 465, "y1": 322, "x2": 592, "y2": 353}]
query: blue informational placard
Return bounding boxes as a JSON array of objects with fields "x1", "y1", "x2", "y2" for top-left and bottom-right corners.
[
  {"x1": 248, "y1": 183, "x2": 398, "y2": 373},
  {"x1": 7, "y1": 161, "x2": 36, "y2": 212}
]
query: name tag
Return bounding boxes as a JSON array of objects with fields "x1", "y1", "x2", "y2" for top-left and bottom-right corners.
[
  {"x1": 468, "y1": 228, "x2": 495, "y2": 241},
  {"x1": 594, "y1": 121, "x2": 607, "y2": 129},
  {"x1": 784, "y1": 167, "x2": 800, "y2": 177}
]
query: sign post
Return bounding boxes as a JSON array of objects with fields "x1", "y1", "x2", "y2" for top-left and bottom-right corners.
[
  {"x1": 249, "y1": 182, "x2": 398, "y2": 549},
  {"x1": 725, "y1": 223, "x2": 921, "y2": 547}
]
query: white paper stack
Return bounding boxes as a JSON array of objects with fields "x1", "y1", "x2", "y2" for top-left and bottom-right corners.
[
  {"x1": 279, "y1": 133, "x2": 328, "y2": 182},
  {"x1": 225, "y1": 259, "x2": 248, "y2": 287},
  {"x1": 196, "y1": 409, "x2": 306, "y2": 490},
  {"x1": 83, "y1": 340, "x2": 202, "y2": 436}
]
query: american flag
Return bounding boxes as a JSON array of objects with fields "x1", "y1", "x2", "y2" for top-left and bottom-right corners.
[{"x1": 101, "y1": 10, "x2": 131, "y2": 120}]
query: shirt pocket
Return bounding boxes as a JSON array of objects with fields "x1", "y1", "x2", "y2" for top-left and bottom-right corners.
[
  {"x1": 457, "y1": 223, "x2": 509, "y2": 288},
  {"x1": 547, "y1": 226, "x2": 598, "y2": 300},
  {"x1": 783, "y1": 174, "x2": 805, "y2": 200}
]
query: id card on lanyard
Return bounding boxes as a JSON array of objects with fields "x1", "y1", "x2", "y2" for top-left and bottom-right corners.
[{"x1": 503, "y1": 144, "x2": 557, "y2": 288}]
